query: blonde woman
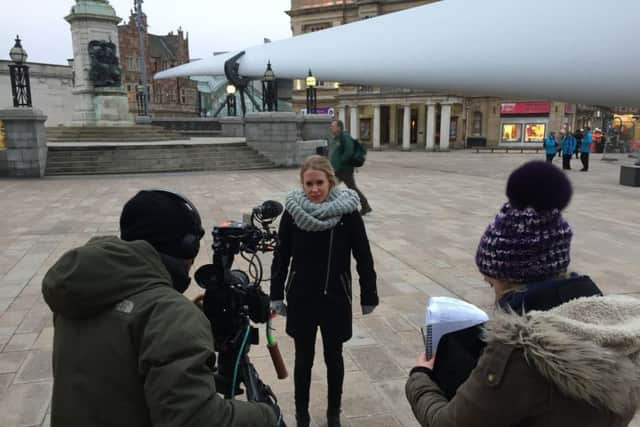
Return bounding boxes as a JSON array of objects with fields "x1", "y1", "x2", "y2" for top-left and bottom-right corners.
[{"x1": 270, "y1": 155, "x2": 378, "y2": 427}]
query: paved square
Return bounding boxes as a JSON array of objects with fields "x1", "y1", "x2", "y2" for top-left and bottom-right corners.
[{"x1": 0, "y1": 150, "x2": 638, "y2": 426}]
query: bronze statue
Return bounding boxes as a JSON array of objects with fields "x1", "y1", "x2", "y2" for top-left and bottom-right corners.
[{"x1": 88, "y1": 40, "x2": 121, "y2": 87}]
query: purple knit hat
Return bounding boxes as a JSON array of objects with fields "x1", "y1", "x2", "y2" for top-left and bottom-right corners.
[{"x1": 475, "y1": 161, "x2": 573, "y2": 282}]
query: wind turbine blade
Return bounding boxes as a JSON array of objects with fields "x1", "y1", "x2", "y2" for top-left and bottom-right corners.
[{"x1": 155, "y1": 0, "x2": 640, "y2": 107}]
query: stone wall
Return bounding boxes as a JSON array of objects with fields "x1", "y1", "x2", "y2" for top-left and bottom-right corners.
[
  {"x1": 243, "y1": 112, "x2": 331, "y2": 167},
  {"x1": 0, "y1": 108, "x2": 48, "y2": 177},
  {"x1": 0, "y1": 61, "x2": 74, "y2": 127}
]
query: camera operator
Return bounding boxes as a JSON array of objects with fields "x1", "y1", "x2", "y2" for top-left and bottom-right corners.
[{"x1": 42, "y1": 190, "x2": 278, "y2": 427}]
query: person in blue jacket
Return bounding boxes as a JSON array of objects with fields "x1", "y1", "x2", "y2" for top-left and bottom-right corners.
[
  {"x1": 560, "y1": 130, "x2": 577, "y2": 170},
  {"x1": 544, "y1": 131, "x2": 558, "y2": 163},
  {"x1": 580, "y1": 127, "x2": 592, "y2": 171}
]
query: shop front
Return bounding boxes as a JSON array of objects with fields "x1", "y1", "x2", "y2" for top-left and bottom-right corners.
[{"x1": 499, "y1": 102, "x2": 550, "y2": 146}]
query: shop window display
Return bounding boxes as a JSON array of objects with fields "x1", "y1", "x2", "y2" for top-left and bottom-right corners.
[
  {"x1": 525, "y1": 123, "x2": 546, "y2": 142},
  {"x1": 501, "y1": 123, "x2": 522, "y2": 142}
]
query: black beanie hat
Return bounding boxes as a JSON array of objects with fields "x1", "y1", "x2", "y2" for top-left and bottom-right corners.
[{"x1": 120, "y1": 190, "x2": 205, "y2": 259}]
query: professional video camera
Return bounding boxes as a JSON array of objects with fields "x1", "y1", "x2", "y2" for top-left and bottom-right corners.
[{"x1": 194, "y1": 200, "x2": 287, "y2": 426}]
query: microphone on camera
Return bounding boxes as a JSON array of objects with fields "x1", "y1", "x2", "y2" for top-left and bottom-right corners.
[{"x1": 254, "y1": 200, "x2": 283, "y2": 220}]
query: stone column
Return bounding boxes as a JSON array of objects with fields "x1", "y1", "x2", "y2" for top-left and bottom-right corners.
[
  {"x1": 338, "y1": 106, "x2": 347, "y2": 126},
  {"x1": 418, "y1": 105, "x2": 426, "y2": 148},
  {"x1": 0, "y1": 108, "x2": 48, "y2": 177},
  {"x1": 426, "y1": 102, "x2": 436, "y2": 151},
  {"x1": 389, "y1": 104, "x2": 397, "y2": 145},
  {"x1": 440, "y1": 103, "x2": 452, "y2": 151},
  {"x1": 402, "y1": 105, "x2": 411, "y2": 151},
  {"x1": 350, "y1": 105, "x2": 360, "y2": 139},
  {"x1": 373, "y1": 105, "x2": 381, "y2": 150}
]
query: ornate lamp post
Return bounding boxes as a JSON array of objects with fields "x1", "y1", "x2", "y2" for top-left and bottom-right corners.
[
  {"x1": 8, "y1": 36, "x2": 32, "y2": 107},
  {"x1": 261, "y1": 61, "x2": 277, "y2": 112},
  {"x1": 305, "y1": 69, "x2": 317, "y2": 114},
  {"x1": 134, "y1": 0, "x2": 150, "y2": 117},
  {"x1": 226, "y1": 83, "x2": 237, "y2": 116}
]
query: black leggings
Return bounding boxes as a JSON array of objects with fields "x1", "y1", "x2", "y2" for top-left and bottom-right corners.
[
  {"x1": 581, "y1": 152, "x2": 589, "y2": 171},
  {"x1": 294, "y1": 322, "x2": 344, "y2": 416}
]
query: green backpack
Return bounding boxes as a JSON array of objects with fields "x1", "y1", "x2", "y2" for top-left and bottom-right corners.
[{"x1": 351, "y1": 138, "x2": 367, "y2": 167}]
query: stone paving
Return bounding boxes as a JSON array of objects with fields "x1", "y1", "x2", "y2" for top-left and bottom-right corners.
[{"x1": 0, "y1": 150, "x2": 638, "y2": 426}]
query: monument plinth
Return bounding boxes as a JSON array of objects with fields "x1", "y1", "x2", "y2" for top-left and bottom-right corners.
[{"x1": 65, "y1": 0, "x2": 132, "y2": 126}]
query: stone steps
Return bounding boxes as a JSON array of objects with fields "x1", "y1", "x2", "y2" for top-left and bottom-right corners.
[
  {"x1": 45, "y1": 143, "x2": 275, "y2": 175},
  {"x1": 46, "y1": 126, "x2": 188, "y2": 142}
]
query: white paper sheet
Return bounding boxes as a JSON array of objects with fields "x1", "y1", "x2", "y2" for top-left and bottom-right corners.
[{"x1": 423, "y1": 297, "x2": 489, "y2": 359}]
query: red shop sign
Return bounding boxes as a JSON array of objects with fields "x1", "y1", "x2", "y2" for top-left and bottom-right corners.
[{"x1": 500, "y1": 102, "x2": 551, "y2": 115}]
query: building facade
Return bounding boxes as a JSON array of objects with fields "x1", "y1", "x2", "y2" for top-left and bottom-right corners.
[
  {"x1": 118, "y1": 12, "x2": 198, "y2": 118},
  {"x1": 287, "y1": 0, "x2": 577, "y2": 149}
]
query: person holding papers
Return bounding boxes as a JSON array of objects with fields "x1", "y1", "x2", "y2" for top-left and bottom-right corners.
[{"x1": 405, "y1": 161, "x2": 640, "y2": 427}]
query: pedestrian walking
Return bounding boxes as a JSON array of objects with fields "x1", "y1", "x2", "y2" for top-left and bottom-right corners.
[
  {"x1": 560, "y1": 130, "x2": 577, "y2": 170},
  {"x1": 574, "y1": 128, "x2": 583, "y2": 159},
  {"x1": 270, "y1": 155, "x2": 379, "y2": 427},
  {"x1": 544, "y1": 131, "x2": 558, "y2": 162},
  {"x1": 405, "y1": 161, "x2": 640, "y2": 427},
  {"x1": 329, "y1": 120, "x2": 372, "y2": 216},
  {"x1": 581, "y1": 127, "x2": 593, "y2": 171}
]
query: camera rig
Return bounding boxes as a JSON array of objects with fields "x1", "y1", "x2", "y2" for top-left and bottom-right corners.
[{"x1": 194, "y1": 200, "x2": 286, "y2": 426}]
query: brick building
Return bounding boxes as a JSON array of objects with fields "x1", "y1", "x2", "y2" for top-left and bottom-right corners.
[{"x1": 118, "y1": 12, "x2": 198, "y2": 118}]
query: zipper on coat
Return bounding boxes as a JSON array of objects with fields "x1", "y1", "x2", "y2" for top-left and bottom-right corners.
[
  {"x1": 285, "y1": 271, "x2": 296, "y2": 297},
  {"x1": 341, "y1": 274, "x2": 352, "y2": 305},
  {"x1": 324, "y1": 229, "x2": 335, "y2": 295}
]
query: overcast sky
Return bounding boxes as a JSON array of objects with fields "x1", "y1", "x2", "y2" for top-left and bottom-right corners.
[{"x1": 1, "y1": 0, "x2": 292, "y2": 65}]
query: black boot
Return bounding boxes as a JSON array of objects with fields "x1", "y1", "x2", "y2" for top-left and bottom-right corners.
[
  {"x1": 296, "y1": 412, "x2": 310, "y2": 427},
  {"x1": 327, "y1": 409, "x2": 341, "y2": 427}
]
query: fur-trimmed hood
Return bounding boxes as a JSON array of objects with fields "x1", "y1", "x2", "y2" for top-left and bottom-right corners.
[{"x1": 484, "y1": 295, "x2": 640, "y2": 416}]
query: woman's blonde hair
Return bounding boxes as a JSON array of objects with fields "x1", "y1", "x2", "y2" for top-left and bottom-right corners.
[{"x1": 300, "y1": 155, "x2": 338, "y2": 190}]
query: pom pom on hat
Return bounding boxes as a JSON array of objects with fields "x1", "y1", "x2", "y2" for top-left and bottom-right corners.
[
  {"x1": 475, "y1": 161, "x2": 573, "y2": 282},
  {"x1": 506, "y1": 161, "x2": 572, "y2": 211}
]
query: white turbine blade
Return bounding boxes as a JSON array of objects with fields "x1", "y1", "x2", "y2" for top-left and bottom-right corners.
[{"x1": 154, "y1": 0, "x2": 640, "y2": 107}]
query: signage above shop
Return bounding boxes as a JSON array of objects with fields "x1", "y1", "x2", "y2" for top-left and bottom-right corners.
[{"x1": 500, "y1": 102, "x2": 551, "y2": 115}]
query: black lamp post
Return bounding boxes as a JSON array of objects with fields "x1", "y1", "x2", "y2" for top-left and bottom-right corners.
[
  {"x1": 305, "y1": 69, "x2": 317, "y2": 114},
  {"x1": 261, "y1": 61, "x2": 278, "y2": 112},
  {"x1": 8, "y1": 36, "x2": 32, "y2": 107},
  {"x1": 226, "y1": 83, "x2": 237, "y2": 116}
]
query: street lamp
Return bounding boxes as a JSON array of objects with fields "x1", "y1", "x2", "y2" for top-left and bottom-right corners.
[
  {"x1": 305, "y1": 69, "x2": 317, "y2": 114},
  {"x1": 262, "y1": 61, "x2": 278, "y2": 112},
  {"x1": 134, "y1": 0, "x2": 150, "y2": 117},
  {"x1": 226, "y1": 83, "x2": 237, "y2": 116},
  {"x1": 8, "y1": 36, "x2": 32, "y2": 107}
]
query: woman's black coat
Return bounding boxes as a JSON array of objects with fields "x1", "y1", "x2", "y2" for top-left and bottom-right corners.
[{"x1": 270, "y1": 210, "x2": 378, "y2": 342}]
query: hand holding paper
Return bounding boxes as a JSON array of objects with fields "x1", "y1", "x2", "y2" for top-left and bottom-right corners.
[{"x1": 423, "y1": 296, "x2": 489, "y2": 359}]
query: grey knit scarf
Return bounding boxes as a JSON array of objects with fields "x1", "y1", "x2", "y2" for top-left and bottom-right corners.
[{"x1": 286, "y1": 188, "x2": 360, "y2": 231}]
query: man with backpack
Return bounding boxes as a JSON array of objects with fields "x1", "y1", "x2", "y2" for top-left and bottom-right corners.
[{"x1": 329, "y1": 119, "x2": 372, "y2": 215}]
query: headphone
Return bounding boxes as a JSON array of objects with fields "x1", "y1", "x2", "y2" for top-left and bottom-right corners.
[{"x1": 147, "y1": 189, "x2": 205, "y2": 258}]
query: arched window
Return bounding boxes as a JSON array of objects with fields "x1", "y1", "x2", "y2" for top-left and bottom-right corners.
[{"x1": 472, "y1": 111, "x2": 482, "y2": 136}]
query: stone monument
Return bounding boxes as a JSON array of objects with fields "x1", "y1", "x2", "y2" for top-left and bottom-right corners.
[{"x1": 65, "y1": 0, "x2": 133, "y2": 126}]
